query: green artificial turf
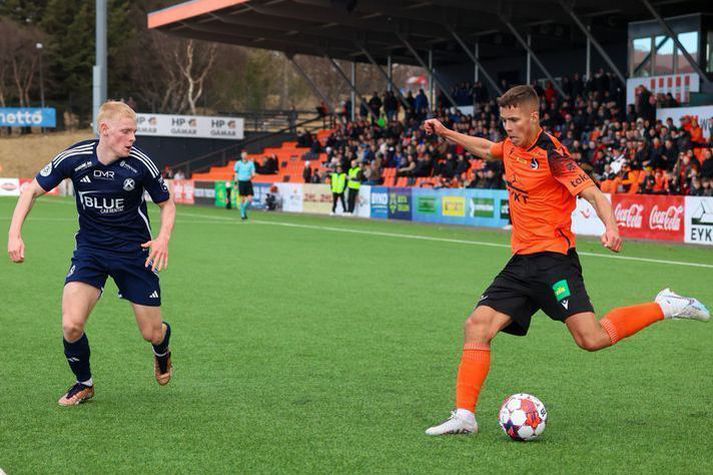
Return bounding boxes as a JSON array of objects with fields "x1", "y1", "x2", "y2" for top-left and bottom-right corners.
[{"x1": 0, "y1": 196, "x2": 711, "y2": 474}]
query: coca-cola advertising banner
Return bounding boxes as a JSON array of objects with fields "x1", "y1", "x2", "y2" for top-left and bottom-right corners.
[{"x1": 612, "y1": 195, "x2": 685, "y2": 241}]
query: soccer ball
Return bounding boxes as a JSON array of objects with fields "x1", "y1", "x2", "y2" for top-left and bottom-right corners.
[{"x1": 498, "y1": 393, "x2": 547, "y2": 441}]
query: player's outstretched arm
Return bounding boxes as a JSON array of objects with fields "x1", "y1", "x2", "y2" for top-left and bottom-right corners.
[
  {"x1": 7, "y1": 179, "x2": 47, "y2": 263},
  {"x1": 423, "y1": 119, "x2": 497, "y2": 160},
  {"x1": 141, "y1": 197, "x2": 176, "y2": 272},
  {"x1": 580, "y1": 186, "x2": 622, "y2": 253}
]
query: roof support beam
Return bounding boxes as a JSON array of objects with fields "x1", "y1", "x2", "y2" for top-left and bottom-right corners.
[
  {"x1": 287, "y1": 54, "x2": 333, "y2": 113},
  {"x1": 640, "y1": 0, "x2": 710, "y2": 85},
  {"x1": 325, "y1": 56, "x2": 379, "y2": 123},
  {"x1": 501, "y1": 18, "x2": 566, "y2": 97},
  {"x1": 396, "y1": 33, "x2": 457, "y2": 108},
  {"x1": 449, "y1": 29, "x2": 503, "y2": 96},
  {"x1": 559, "y1": 0, "x2": 626, "y2": 84},
  {"x1": 357, "y1": 45, "x2": 411, "y2": 110}
]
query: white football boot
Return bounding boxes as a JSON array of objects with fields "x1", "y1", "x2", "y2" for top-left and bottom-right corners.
[
  {"x1": 655, "y1": 288, "x2": 710, "y2": 321},
  {"x1": 425, "y1": 410, "x2": 478, "y2": 436}
]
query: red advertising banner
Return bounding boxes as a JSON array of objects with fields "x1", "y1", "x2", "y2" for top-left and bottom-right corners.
[
  {"x1": 171, "y1": 179, "x2": 195, "y2": 205},
  {"x1": 19, "y1": 178, "x2": 60, "y2": 195},
  {"x1": 612, "y1": 194, "x2": 685, "y2": 241}
]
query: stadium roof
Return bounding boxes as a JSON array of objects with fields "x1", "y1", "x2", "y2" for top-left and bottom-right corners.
[{"x1": 147, "y1": 0, "x2": 708, "y2": 66}]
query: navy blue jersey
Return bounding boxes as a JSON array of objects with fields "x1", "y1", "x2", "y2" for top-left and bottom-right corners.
[{"x1": 36, "y1": 139, "x2": 170, "y2": 253}]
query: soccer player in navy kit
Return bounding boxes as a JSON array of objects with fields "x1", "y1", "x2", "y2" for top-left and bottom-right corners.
[{"x1": 7, "y1": 101, "x2": 176, "y2": 406}]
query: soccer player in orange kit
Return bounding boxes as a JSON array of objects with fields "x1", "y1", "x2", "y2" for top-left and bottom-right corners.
[{"x1": 423, "y1": 85, "x2": 709, "y2": 436}]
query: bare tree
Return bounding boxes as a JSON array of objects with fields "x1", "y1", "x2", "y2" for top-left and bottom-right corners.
[
  {"x1": 0, "y1": 18, "x2": 42, "y2": 108},
  {"x1": 175, "y1": 40, "x2": 217, "y2": 115}
]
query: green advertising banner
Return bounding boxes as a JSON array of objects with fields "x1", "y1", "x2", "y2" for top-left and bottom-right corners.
[
  {"x1": 417, "y1": 196, "x2": 437, "y2": 214},
  {"x1": 214, "y1": 181, "x2": 238, "y2": 208},
  {"x1": 469, "y1": 197, "x2": 495, "y2": 218}
]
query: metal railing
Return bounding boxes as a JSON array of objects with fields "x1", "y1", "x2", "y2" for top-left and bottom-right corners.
[{"x1": 219, "y1": 109, "x2": 329, "y2": 132}]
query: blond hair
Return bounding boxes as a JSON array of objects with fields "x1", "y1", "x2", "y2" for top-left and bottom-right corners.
[{"x1": 97, "y1": 100, "x2": 136, "y2": 126}]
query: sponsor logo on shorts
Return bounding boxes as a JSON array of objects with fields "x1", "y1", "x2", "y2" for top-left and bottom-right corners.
[
  {"x1": 552, "y1": 279, "x2": 571, "y2": 302},
  {"x1": 149, "y1": 291, "x2": 159, "y2": 299},
  {"x1": 67, "y1": 264, "x2": 76, "y2": 277}
]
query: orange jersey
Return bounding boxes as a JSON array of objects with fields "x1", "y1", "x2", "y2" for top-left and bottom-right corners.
[{"x1": 490, "y1": 131, "x2": 595, "y2": 255}]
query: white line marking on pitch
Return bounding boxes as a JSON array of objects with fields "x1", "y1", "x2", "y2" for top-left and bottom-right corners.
[{"x1": 176, "y1": 211, "x2": 713, "y2": 270}]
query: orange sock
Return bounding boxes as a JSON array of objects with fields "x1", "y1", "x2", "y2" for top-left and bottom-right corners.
[
  {"x1": 455, "y1": 343, "x2": 491, "y2": 413},
  {"x1": 599, "y1": 302, "x2": 664, "y2": 345}
]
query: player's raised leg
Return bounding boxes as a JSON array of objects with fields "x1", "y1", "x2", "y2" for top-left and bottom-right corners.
[
  {"x1": 59, "y1": 282, "x2": 101, "y2": 406},
  {"x1": 567, "y1": 289, "x2": 709, "y2": 351},
  {"x1": 133, "y1": 303, "x2": 173, "y2": 385},
  {"x1": 425, "y1": 306, "x2": 512, "y2": 436}
]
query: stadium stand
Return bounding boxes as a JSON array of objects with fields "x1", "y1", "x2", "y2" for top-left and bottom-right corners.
[{"x1": 191, "y1": 72, "x2": 712, "y2": 197}]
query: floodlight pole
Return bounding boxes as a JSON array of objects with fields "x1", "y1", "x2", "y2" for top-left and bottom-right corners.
[
  {"x1": 326, "y1": 56, "x2": 379, "y2": 123},
  {"x1": 640, "y1": 0, "x2": 710, "y2": 85},
  {"x1": 450, "y1": 29, "x2": 502, "y2": 96},
  {"x1": 397, "y1": 33, "x2": 457, "y2": 108},
  {"x1": 93, "y1": 0, "x2": 107, "y2": 134},
  {"x1": 560, "y1": 0, "x2": 626, "y2": 84}
]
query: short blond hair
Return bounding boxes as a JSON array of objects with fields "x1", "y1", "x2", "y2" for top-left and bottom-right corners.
[{"x1": 97, "y1": 100, "x2": 136, "y2": 126}]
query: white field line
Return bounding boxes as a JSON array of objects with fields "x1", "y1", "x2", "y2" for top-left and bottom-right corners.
[{"x1": 175, "y1": 211, "x2": 713, "y2": 270}]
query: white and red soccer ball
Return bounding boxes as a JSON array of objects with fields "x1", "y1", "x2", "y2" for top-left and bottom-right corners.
[{"x1": 498, "y1": 393, "x2": 547, "y2": 441}]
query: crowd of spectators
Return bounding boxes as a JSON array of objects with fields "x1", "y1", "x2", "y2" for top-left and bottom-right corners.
[{"x1": 295, "y1": 69, "x2": 711, "y2": 196}]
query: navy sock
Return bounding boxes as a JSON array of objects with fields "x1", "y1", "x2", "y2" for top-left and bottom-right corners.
[
  {"x1": 63, "y1": 334, "x2": 92, "y2": 384},
  {"x1": 152, "y1": 321, "x2": 171, "y2": 356}
]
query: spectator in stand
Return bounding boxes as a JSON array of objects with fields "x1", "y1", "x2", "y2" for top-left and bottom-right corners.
[
  {"x1": 264, "y1": 154, "x2": 279, "y2": 174},
  {"x1": 384, "y1": 91, "x2": 398, "y2": 121},
  {"x1": 364, "y1": 161, "x2": 382, "y2": 185},
  {"x1": 702, "y1": 177, "x2": 713, "y2": 196},
  {"x1": 689, "y1": 174, "x2": 705, "y2": 196},
  {"x1": 397, "y1": 155, "x2": 417, "y2": 177},
  {"x1": 368, "y1": 92, "x2": 382, "y2": 123},
  {"x1": 302, "y1": 161, "x2": 312, "y2": 183},
  {"x1": 297, "y1": 130, "x2": 314, "y2": 147},
  {"x1": 414, "y1": 89, "x2": 429, "y2": 120}
]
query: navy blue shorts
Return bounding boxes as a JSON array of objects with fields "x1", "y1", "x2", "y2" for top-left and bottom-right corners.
[{"x1": 65, "y1": 247, "x2": 161, "y2": 306}]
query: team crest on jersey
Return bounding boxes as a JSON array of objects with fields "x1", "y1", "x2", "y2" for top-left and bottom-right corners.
[
  {"x1": 40, "y1": 163, "x2": 52, "y2": 177},
  {"x1": 530, "y1": 158, "x2": 539, "y2": 170},
  {"x1": 123, "y1": 178, "x2": 136, "y2": 191}
]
